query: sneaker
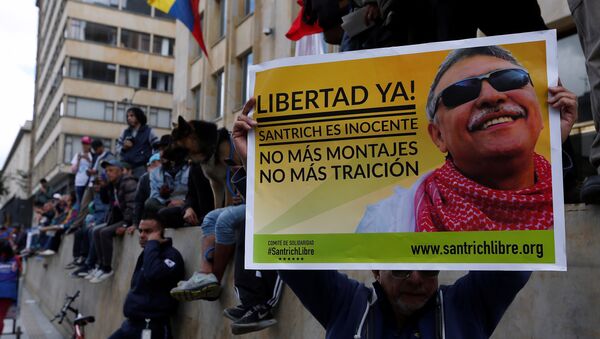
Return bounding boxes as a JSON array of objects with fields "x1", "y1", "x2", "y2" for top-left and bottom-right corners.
[
  {"x1": 84, "y1": 268, "x2": 99, "y2": 280},
  {"x1": 38, "y1": 249, "x2": 56, "y2": 256},
  {"x1": 169, "y1": 272, "x2": 221, "y2": 301},
  {"x1": 581, "y1": 175, "x2": 600, "y2": 204},
  {"x1": 223, "y1": 305, "x2": 251, "y2": 321},
  {"x1": 65, "y1": 260, "x2": 79, "y2": 269},
  {"x1": 230, "y1": 304, "x2": 277, "y2": 335},
  {"x1": 70, "y1": 266, "x2": 90, "y2": 278},
  {"x1": 90, "y1": 269, "x2": 114, "y2": 283}
]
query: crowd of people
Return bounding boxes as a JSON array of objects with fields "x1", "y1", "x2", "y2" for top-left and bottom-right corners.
[
  {"x1": 22, "y1": 107, "x2": 280, "y2": 337},
  {"x1": 13, "y1": 0, "x2": 600, "y2": 338}
]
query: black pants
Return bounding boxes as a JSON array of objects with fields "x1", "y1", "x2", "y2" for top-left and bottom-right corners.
[
  {"x1": 234, "y1": 225, "x2": 283, "y2": 308},
  {"x1": 157, "y1": 206, "x2": 186, "y2": 229},
  {"x1": 108, "y1": 319, "x2": 172, "y2": 339},
  {"x1": 45, "y1": 229, "x2": 65, "y2": 252},
  {"x1": 73, "y1": 223, "x2": 90, "y2": 258}
]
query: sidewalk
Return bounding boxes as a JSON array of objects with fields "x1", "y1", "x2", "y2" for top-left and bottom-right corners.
[{"x1": 4, "y1": 288, "x2": 63, "y2": 339}]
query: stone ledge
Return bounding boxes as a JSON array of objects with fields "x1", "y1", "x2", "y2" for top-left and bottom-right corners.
[{"x1": 24, "y1": 205, "x2": 600, "y2": 338}]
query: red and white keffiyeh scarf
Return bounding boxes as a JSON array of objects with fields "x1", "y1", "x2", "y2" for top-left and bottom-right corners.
[{"x1": 415, "y1": 154, "x2": 553, "y2": 232}]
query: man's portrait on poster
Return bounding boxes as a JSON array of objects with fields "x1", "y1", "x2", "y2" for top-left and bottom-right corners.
[{"x1": 357, "y1": 45, "x2": 577, "y2": 233}]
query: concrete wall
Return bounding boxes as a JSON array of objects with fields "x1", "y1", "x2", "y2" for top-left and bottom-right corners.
[{"x1": 24, "y1": 204, "x2": 600, "y2": 338}]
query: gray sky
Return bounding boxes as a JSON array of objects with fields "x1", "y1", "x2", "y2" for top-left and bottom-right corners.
[{"x1": 0, "y1": 2, "x2": 37, "y2": 169}]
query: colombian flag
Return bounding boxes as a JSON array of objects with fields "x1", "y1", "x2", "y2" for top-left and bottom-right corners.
[{"x1": 148, "y1": 0, "x2": 208, "y2": 58}]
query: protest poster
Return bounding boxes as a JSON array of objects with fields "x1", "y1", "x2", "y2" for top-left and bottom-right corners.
[{"x1": 245, "y1": 30, "x2": 566, "y2": 271}]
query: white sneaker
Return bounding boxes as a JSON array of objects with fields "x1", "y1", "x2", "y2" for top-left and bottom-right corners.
[
  {"x1": 169, "y1": 272, "x2": 221, "y2": 301},
  {"x1": 38, "y1": 249, "x2": 56, "y2": 256},
  {"x1": 84, "y1": 268, "x2": 98, "y2": 280},
  {"x1": 87, "y1": 268, "x2": 103, "y2": 281},
  {"x1": 90, "y1": 270, "x2": 114, "y2": 283}
]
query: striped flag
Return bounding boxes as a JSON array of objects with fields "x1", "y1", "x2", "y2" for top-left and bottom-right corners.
[{"x1": 148, "y1": 0, "x2": 208, "y2": 58}]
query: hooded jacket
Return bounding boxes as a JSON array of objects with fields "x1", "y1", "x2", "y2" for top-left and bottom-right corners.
[
  {"x1": 117, "y1": 125, "x2": 158, "y2": 168},
  {"x1": 279, "y1": 270, "x2": 530, "y2": 339}
]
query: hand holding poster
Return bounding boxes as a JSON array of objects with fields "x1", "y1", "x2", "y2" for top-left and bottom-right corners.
[{"x1": 245, "y1": 30, "x2": 568, "y2": 270}]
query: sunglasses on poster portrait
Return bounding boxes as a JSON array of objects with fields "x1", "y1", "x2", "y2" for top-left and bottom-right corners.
[{"x1": 433, "y1": 68, "x2": 533, "y2": 116}]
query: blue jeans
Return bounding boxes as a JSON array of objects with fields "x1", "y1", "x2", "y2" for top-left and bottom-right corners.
[
  {"x1": 75, "y1": 186, "x2": 86, "y2": 209},
  {"x1": 200, "y1": 204, "x2": 246, "y2": 245}
]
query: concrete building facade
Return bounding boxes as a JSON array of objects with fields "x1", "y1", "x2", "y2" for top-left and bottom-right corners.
[
  {"x1": 0, "y1": 121, "x2": 33, "y2": 226},
  {"x1": 0, "y1": 121, "x2": 33, "y2": 205},
  {"x1": 31, "y1": 0, "x2": 176, "y2": 196}
]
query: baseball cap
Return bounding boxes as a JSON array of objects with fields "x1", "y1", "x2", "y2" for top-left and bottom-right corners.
[
  {"x1": 101, "y1": 159, "x2": 124, "y2": 169},
  {"x1": 81, "y1": 136, "x2": 92, "y2": 145},
  {"x1": 52, "y1": 193, "x2": 62, "y2": 200},
  {"x1": 147, "y1": 153, "x2": 161, "y2": 166}
]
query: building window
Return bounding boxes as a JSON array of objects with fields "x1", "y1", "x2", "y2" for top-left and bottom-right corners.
[
  {"x1": 69, "y1": 58, "x2": 116, "y2": 83},
  {"x1": 116, "y1": 103, "x2": 127, "y2": 123},
  {"x1": 66, "y1": 19, "x2": 84, "y2": 40},
  {"x1": 153, "y1": 35, "x2": 175, "y2": 56},
  {"x1": 81, "y1": 0, "x2": 119, "y2": 8},
  {"x1": 218, "y1": 0, "x2": 227, "y2": 38},
  {"x1": 118, "y1": 66, "x2": 149, "y2": 88},
  {"x1": 153, "y1": 7, "x2": 172, "y2": 19},
  {"x1": 192, "y1": 85, "x2": 201, "y2": 119},
  {"x1": 151, "y1": 71, "x2": 173, "y2": 92},
  {"x1": 121, "y1": 0, "x2": 152, "y2": 15},
  {"x1": 241, "y1": 51, "x2": 253, "y2": 105},
  {"x1": 214, "y1": 69, "x2": 225, "y2": 119},
  {"x1": 120, "y1": 29, "x2": 151, "y2": 52},
  {"x1": 65, "y1": 96, "x2": 114, "y2": 121},
  {"x1": 148, "y1": 107, "x2": 172, "y2": 128},
  {"x1": 67, "y1": 19, "x2": 117, "y2": 45},
  {"x1": 244, "y1": 0, "x2": 254, "y2": 15}
]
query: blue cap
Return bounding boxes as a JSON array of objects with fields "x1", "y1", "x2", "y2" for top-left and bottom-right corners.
[
  {"x1": 101, "y1": 159, "x2": 124, "y2": 169},
  {"x1": 147, "y1": 153, "x2": 161, "y2": 166}
]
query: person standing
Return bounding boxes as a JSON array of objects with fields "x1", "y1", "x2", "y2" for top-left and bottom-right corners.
[
  {"x1": 81, "y1": 140, "x2": 114, "y2": 211},
  {"x1": 108, "y1": 213, "x2": 184, "y2": 339},
  {"x1": 0, "y1": 240, "x2": 19, "y2": 334},
  {"x1": 117, "y1": 107, "x2": 158, "y2": 179},
  {"x1": 71, "y1": 136, "x2": 93, "y2": 207}
]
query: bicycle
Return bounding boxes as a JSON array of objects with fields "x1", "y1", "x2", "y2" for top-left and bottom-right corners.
[{"x1": 51, "y1": 291, "x2": 95, "y2": 339}]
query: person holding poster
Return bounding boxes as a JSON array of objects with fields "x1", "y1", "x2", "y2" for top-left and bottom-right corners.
[
  {"x1": 232, "y1": 98, "x2": 533, "y2": 339},
  {"x1": 356, "y1": 45, "x2": 578, "y2": 233}
]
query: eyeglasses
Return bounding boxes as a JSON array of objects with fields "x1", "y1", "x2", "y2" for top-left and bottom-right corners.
[
  {"x1": 434, "y1": 68, "x2": 533, "y2": 113},
  {"x1": 391, "y1": 270, "x2": 440, "y2": 279}
]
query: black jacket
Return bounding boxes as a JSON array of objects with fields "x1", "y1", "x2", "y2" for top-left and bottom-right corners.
[
  {"x1": 100, "y1": 174, "x2": 138, "y2": 226},
  {"x1": 123, "y1": 239, "x2": 184, "y2": 320},
  {"x1": 184, "y1": 163, "x2": 214, "y2": 221}
]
